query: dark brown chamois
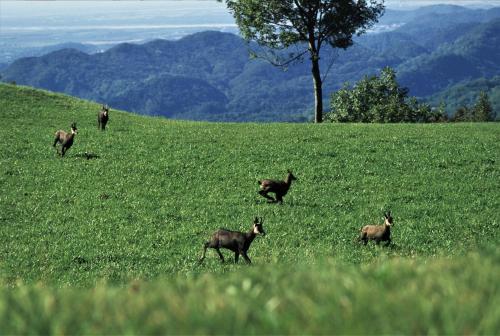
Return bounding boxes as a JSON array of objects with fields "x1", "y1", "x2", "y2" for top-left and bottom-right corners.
[
  {"x1": 359, "y1": 211, "x2": 393, "y2": 246},
  {"x1": 53, "y1": 122, "x2": 77, "y2": 157},
  {"x1": 199, "y1": 217, "x2": 266, "y2": 264},
  {"x1": 258, "y1": 170, "x2": 297, "y2": 204},
  {"x1": 97, "y1": 104, "x2": 109, "y2": 130}
]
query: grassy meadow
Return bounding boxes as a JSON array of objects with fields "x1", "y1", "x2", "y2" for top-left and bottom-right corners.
[{"x1": 0, "y1": 83, "x2": 499, "y2": 333}]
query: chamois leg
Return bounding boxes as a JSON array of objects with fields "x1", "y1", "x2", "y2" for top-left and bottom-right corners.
[
  {"x1": 215, "y1": 248, "x2": 225, "y2": 263},
  {"x1": 198, "y1": 242, "x2": 210, "y2": 264},
  {"x1": 242, "y1": 251, "x2": 252, "y2": 264},
  {"x1": 53, "y1": 137, "x2": 59, "y2": 148},
  {"x1": 234, "y1": 252, "x2": 240, "y2": 263},
  {"x1": 259, "y1": 189, "x2": 275, "y2": 203},
  {"x1": 385, "y1": 238, "x2": 392, "y2": 247},
  {"x1": 275, "y1": 193, "x2": 283, "y2": 204},
  {"x1": 359, "y1": 233, "x2": 368, "y2": 245}
]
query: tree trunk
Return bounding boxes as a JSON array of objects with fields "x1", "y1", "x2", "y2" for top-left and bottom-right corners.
[{"x1": 311, "y1": 55, "x2": 323, "y2": 123}]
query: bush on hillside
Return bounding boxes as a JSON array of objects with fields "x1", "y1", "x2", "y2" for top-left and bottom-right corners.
[{"x1": 327, "y1": 67, "x2": 447, "y2": 123}]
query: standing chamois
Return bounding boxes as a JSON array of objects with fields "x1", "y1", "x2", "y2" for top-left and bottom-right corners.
[
  {"x1": 97, "y1": 104, "x2": 109, "y2": 130},
  {"x1": 199, "y1": 217, "x2": 266, "y2": 264},
  {"x1": 258, "y1": 170, "x2": 297, "y2": 204},
  {"x1": 359, "y1": 211, "x2": 393, "y2": 246},
  {"x1": 53, "y1": 122, "x2": 77, "y2": 157}
]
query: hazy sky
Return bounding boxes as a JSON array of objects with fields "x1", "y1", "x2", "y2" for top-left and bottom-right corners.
[
  {"x1": 1, "y1": 0, "x2": 498, "y2": 59},
  {"x1": 386, "y1": 0, "x2": 500, "y2": 8},
  {"x1": 2, "y1": 0, "x2": 500, "y2": 7}
]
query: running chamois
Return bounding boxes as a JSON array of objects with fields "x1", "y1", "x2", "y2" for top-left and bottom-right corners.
[
  {"x1": 258, "y1": 170, "x2": 297, "y2": 204},
  {"x1": 199, "y1": 217, "x2": 266, "y2": 264},
  {"x1": 53, "y1": 122, "x2": 77, "y2": 157}
]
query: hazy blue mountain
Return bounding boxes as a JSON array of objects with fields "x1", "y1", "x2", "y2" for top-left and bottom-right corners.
[
  {"x1": 2, "y1": 5, "x2": 500, "y2": 122},
  {"x1": 32, "y1": 42, "x2": 106, "y2": 57},
  {"x1": 0, "y1": 42, "x2": 109, "y2": 67},
  {"x1": 356, "y1": 32, "x2": 429, "y2": 60},
  {"x1": 397, "y1": 18, "x2": 500, "y2": 96},
  {"x1": 390, "y1": 6, "x2": 500, "y2": 51}
]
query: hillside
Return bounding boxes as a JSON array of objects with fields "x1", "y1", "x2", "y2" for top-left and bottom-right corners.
[
  {"x1": 2, "y1": 6, "x2": 500, "y2": 122},
  {"x1": 0, "y1": 84, "x2": 499, "y2": 333}
]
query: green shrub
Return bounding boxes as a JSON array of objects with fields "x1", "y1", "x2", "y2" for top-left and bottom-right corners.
[{"x1": 327, "y1": 67, "x2": 446, "y2": 123}]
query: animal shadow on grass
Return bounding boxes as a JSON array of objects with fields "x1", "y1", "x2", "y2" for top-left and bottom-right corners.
[
  {"x1": 73, "y1": 256, "x2": 88, "y2": 264},
  {"x1": 99, "y1": 193, "x2": 111, "y2": 200},
  {"x1": 74, "y1": 151, "x2": 100, "y2": 160},
  {"x1": 352, "y1": 233, "x2": 400, "y2": 251}
]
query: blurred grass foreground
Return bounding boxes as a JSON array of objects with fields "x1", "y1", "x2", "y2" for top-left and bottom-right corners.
[{"x1": 1, "y1": 252, "x2": 499, "y2": 335}]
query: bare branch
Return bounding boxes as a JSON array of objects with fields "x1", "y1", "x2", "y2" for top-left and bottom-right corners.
[
  {"x1": 321, "y1": 49, "x2": 339, "y2": 82},
  {"x1": 249, "y1": 47, "x2": 309, "y2": 68}
]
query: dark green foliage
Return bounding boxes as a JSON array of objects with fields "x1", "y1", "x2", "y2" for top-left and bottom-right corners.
[
  {"x1": 327, "y1": 67, "x2": 445, "y2": 122},
  {"x1": 223, "y1": 0, "x2": 385, "y2": 50},
  {"x1": 452, "y1": 105, "x2": 473, "y2": 122},
  {"x1": 474, "y1": 91, "x2": 496, "y2": 121},
  {"x1": 451, "y1": 91, "x2": 496, "y2": 121}
]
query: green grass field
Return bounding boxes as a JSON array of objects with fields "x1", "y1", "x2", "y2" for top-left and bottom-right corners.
[{"x1": 0, "y1": 83, "x2": 499, "y2": 334}]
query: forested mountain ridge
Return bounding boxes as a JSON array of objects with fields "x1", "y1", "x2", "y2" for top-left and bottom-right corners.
[
  {"x1": 397, "y1": 18, "x2": 500, "y2": 96},
  {"x1": 2, "y1": 6, "x2": 500, "y2": 121}
]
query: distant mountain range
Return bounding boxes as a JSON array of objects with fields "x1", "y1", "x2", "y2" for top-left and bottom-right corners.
[
  {"x1": 2, "y1": 5, "x2": 500, "y2": 121},
  {"x1": 0, "y1": 42, "x2": 107, "y2": 71}
]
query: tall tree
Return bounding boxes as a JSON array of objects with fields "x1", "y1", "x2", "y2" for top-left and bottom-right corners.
[
  {"x1": 452, "y1": 106, "x2": 473, "y2": 122},
  {"x1": 473, "y1": 91, "x2": 495, "y2": 121},
  {"x1": 220, "y1": 0, "x2": 385, "y2": 123}
]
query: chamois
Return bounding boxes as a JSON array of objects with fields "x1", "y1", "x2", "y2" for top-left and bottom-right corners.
[
  {"x1": 53, "y1": 122, "x2": 77, "y2": 157},
  {"x1": 359, "y1": 211, "x2": 393, "y2": 246},
  {"x1": 199, "y1": 217, "x2": 266, "y2": 264},
  {"x1": 258, "y1": 170, "x2": 297, "y2": 204},
  {"x1": 97, "y1": 104, "x2": 109, "y2": 130}
]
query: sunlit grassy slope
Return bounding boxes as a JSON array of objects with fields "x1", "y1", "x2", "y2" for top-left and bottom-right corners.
[{"x1": 0, "y1": 83, "x2": 499, "y2": 333}]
